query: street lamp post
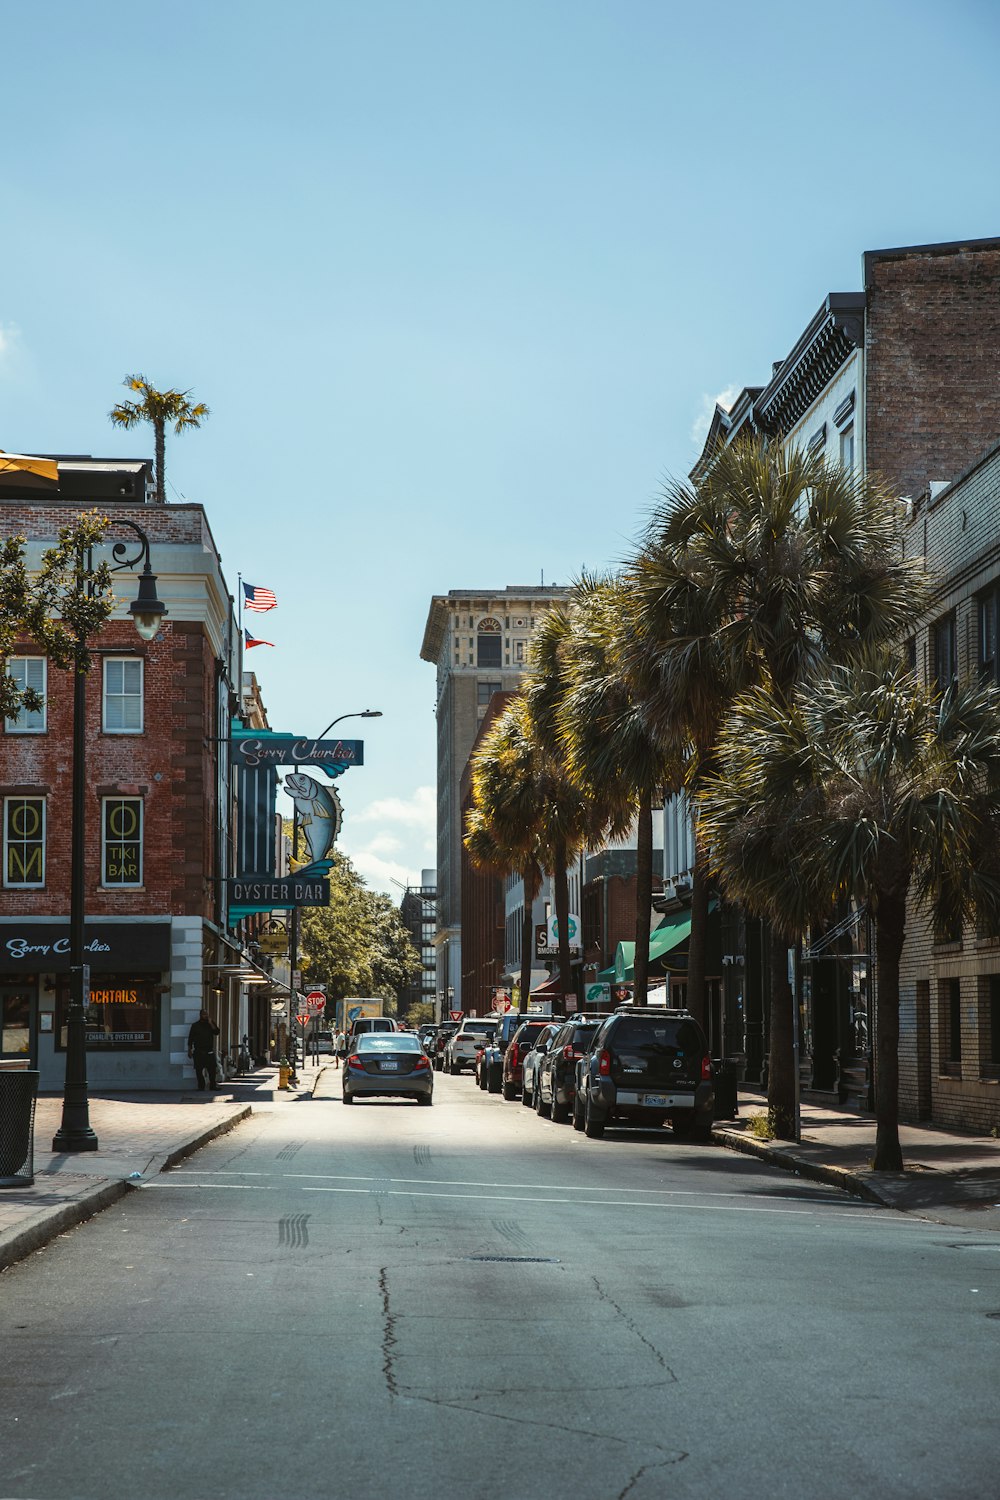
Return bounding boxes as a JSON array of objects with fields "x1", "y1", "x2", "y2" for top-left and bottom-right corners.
[
  {"x1": 52, "y1": 524, "x2": 167, "y2": 1152},
  {"x1": 288, "y1": 710, "x2": 382, "y2": 1072}
]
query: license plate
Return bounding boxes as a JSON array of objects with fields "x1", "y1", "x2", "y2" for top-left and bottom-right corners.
[
  {"x1": 640, "y1": 1093, "x2": 668, "y2": 1107},
  {"x1": 380, "y1": 1061, "x2": 399, "y2": 1072}
]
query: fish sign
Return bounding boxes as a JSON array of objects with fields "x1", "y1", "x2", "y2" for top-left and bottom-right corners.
[{"x1": 286, "y1": 774, "x2": 344, "y2": 865}]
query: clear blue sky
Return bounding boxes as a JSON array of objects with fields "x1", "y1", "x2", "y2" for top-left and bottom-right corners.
[{"x1": 3, "y1": 0, "x2": 999, "y2": 891}]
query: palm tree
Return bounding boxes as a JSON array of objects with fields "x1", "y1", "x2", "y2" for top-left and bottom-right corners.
[
  {"x1": 700, "y1": 657, "x2": 1000, "y2": 1170},
  {"x1": 629, "y1": 433, "x2": 930, "y2": 1136},
  {"x1": 109, "y1": 374, "x2": 210, "y2": 504},
  {"x1": 521, "y1": 610, "x2": 617, "y2": 1008},
  {"x1": 555, "y1": 575, "x2": 682, "y2": 1005},
  {"x1": 466, "y1": 700, "x2": 545, "y2": 1015}
]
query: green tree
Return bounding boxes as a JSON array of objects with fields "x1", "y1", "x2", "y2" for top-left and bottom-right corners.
[
  {"x1": 555, "y1": 575, "x2": 682, "y2": 1005},
  {"x1": 466, "y1": 696, "x2": 546, "y2": 1014},
  {"x1": 701, "y1": 657, "x2": 1000, "y2": 1170},
  {"x1": 1, "y1": 514, "x2": 115, "y2": 720},
  {"x1": 521, "y1": 613, "x2": 618, "y2": 1007},
  {"x1": 109, "y1": 374, "x2": 210, "y2": 505},
  {"x1": 630, "y1": 434, "x2": 929, "y2": 1135},
  {"x1": 299, "y1": 851, "x2": 419, "y2": 1008}
]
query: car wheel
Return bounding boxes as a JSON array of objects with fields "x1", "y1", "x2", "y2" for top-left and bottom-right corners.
[
  {"x1": 449, "y1": 1060, "x2": 457, "y2": 1075},
  {"x1": 488, "y1": 1066, "x2": 502, "y2": 1094},
  {"x1": 418, "y1": 1094, "x2": 433, "y2": 1107},
  {"x1": 342, "y1": 1092, "x2": 354, "y2": 1105},
  {"x1": 584, "y1": 1095, "x2": 605, "y2": 1139},
  {"x1": 572, "y1": 1094, "x2": 585, "y2": 1131},
  {"x1": 692, "y1": 1111, "x2": 713, "y2": 1143},
  {"x1": 504, "y1": 1081, "x2": 518, "y2": 1102},
  {"x1": 551, "y1": 1092, "x2": 569, "y2": 1124},
  {"x1": 535, "y1": 1080, "x2": 550, "y2": 1117},
  {"x1": 478, "y1": 1066, "x2": 488, "y2": 1090}
]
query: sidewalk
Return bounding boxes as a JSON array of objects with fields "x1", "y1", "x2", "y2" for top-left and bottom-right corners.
[
  {"x1": 0, "y1": 1063, "x2": 324, "y2": 1273},
  {"x1": 713, "y1": 1088, "x2": 1000, "y2": 1231}
]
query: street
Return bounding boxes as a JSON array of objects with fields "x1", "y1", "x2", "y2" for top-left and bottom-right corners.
[{"x1": 1, "y1": 1071, "x2": 998, "y2": 1500}]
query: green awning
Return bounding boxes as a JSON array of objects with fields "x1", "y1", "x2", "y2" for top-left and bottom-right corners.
[{"x1": 611, "y1": 903, "x2": 712, "y2": 983}]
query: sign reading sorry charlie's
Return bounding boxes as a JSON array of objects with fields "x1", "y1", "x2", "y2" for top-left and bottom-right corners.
[
  {"x1": 232, "y1": 729, "x2": 363, "y2": 777},
  {"x1": 227, "y1": 877, "x2": 329, "y2": 908}
]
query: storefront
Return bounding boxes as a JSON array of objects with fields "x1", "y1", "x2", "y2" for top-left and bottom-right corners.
[{"x1": 0, "y1": 919, "x2": 176, "y2": 1089}]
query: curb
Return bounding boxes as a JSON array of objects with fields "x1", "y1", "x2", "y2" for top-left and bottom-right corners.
[
  {"x1": 0, "y1": 1103, "x2": 254, "y2": 1274},
  {"x1": 711, "y1": 1124, "x2": 890, "y2": 1207},
  {"x1": 0, "y1": 1178, "x2": 129, "y2": 1274}
]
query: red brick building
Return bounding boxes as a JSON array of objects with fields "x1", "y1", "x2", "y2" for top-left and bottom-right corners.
[{"x1": 0, "y1": 457, "x2": 256, "y2": 1089}]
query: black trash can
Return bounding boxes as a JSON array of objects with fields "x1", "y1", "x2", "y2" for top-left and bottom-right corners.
[
  {"x1": 0, "y1": 1069, "x2": 39, "y2": 1187},
  {"x1": 711, "y1": 1057, "x2": 739, "y2": 1121}
]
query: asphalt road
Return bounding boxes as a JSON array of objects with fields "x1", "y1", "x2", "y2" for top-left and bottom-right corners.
[{"x1": 2, "y1": 1070, "x2": 998, "y2": 1500}]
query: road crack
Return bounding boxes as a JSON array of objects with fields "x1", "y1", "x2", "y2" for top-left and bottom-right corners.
[
  {"x1": 379, "y1": 1266, "x2": 398, "y2": 1398},
  {"x1": 591, "y1": 1276, "x2": 675, "y2": 1379},
  {"x1": 616, "y1": 1457, "x2": 688, "y2": 1499}
]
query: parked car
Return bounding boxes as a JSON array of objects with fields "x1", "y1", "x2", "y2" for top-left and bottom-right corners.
[
  {"x1": 315, "y1": 1029, "x2": 335, "y2": 1054},
  {"x1": 534, "y1": 1016, "x2": 608, "y2": 1122},
  {"x1": 502, "y1": 1019, "x2": 558, "y2": 1102},
  {"x1": 474, "y1": 1027, "x2": 498, "y2": 1088},
  {"x1": 444, "y1": 1017, "x2": 496, "y2": 1074},
  {"x1": 477, "y1": 1010, "x2": 542, "y2": 1095},
  {"x1": 342, "y1": 1032, "x2": 433, "y2": 1105},
  {"x1": 573, "y1": 1008, "x2": 714, "y2": 1140},
  {"x1": 432, "y1": 1024, "x2": 457, "y2": 1071},
  {"x1": 520, "y1": 1023, "x2": 561, "y2": 1108}
]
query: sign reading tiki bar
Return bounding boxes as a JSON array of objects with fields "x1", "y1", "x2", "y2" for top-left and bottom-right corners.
[
  {"x1": 228, "y1": 877, "x2": 329, "y2": 907},
  {"x1": 0, "y1": 921, "x2": 171, "y2": 973}
]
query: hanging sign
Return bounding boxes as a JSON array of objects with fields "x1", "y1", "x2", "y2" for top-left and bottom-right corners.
[
  {"x1": 228, "y1": 877, "x2": 329, "y2": 908},
  {"x1": 231, "y1": 730, "x2": 364, "y2": 778}
]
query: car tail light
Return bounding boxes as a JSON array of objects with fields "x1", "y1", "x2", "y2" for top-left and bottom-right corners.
[
  {"x1": 562, "y1": 1044, "x2": 577, "y2": 1061},
  {"x1": 412, "y1": 1055, "x2": 430, "y2": 1071},
  {"x1": 701, "y1": 1055, "x2": 712, "y2": 1080},
  {"x1": 348, "y1": 1054, "x2": 364, "y2": 1069},
  {"x1": 508, "y1": 1043, "x2": 520, "y2": 1069},
  {"x1": 598, "y1": 1049, "x2": 612, "y2": 1076}
]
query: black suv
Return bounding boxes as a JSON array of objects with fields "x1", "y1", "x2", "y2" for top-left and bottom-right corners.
[
  {"x1": 573, "y1": 1008, "x2": 714, "y2": 1141},
  {"x1": 477, "y1": 1010, "x2": 553, "y2": 1097},
  {"x1": 534, "y1": 1015, "x2": 608, "y2": 1122}
]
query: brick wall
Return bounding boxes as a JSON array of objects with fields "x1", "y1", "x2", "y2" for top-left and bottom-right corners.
[
  {"x1": 866, "y1": 240, "x2": 1000, "y2": 500},
  {"x1": 1, "y1": 617, "x2": 220, "y2": 923}
]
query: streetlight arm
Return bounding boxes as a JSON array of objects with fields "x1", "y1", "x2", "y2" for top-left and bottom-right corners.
[{"x1": 315, "y1": 709, "x2": 382, "y2": 739}]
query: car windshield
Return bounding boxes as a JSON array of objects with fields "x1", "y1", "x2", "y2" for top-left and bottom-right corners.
[
  {"x1": 513, "y1": 1024, "x2": 550, "y2": 1047},
  {"x1": 357, "y1": 1034, "x2": 421, "y2": 1051},
  {"x1": 460, "y1": 1022, "x2": 494, "y2": 1034}
]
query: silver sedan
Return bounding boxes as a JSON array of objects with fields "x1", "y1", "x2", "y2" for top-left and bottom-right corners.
[{"x1": 343, "y1": 1033, "x2": 434, "y2": 1105}]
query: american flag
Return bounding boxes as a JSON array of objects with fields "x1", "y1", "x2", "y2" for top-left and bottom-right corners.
[
  {"x1": 243, "y1": 582, "x2": 277, "y2": 612},
  {"x1": 244, "y1": 627, "x2": 274, "y2": 649}
]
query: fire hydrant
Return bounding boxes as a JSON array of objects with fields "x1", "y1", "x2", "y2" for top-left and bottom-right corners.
[{"x1": 278, "y1": 1060, "x2": 291, "y2": 1090}]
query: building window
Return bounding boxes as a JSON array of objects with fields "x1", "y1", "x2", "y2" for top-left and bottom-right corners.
[
  {"x1": 102, "y1": 797, "x2": 143, "y2": 886},
  {"x1": 477, "y1": 680, "x2": 501, "y2": 707},
  {"x1": 477, "y1": 617, "x2": 503, "y2": 669},
  {"x1": 514, "y1": 640, "x2": 525, "y2": 663},
  {"x1": 978, "y1": 976, "x2": 1000, "y2": 1077},
  {"x1": 103, "y1": 658, "x2": 144, "y2": 733},
  {"x1": 5, "y1": 656, "x2": 46, "y2": 733},
  {"x1": 977, "y1": 585, "x2": 1000, "y2": 685},
  {"x1": 3, "y1": 797, "x2": 45, "y2": 888},
  {"x1": 839, "y1": 424, "x2": 855, "y2": 471},
  {"x1": 55, "y1": 976, "x2": 160, "y2": 1051},
  {"x1": 939, "y1": 977, "x2": 961, "y2": 1073},
  {"x1": 931, "y1": 613, "x2": 957, "y2": 692}
]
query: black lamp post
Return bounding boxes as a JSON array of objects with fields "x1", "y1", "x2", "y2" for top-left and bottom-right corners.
[
  {"x1": 52, "y1": 523, "x2": 167, "y2": 1152},
  {"x1": 288, "y1": 709, "x2": 382, "y2": 1073}
]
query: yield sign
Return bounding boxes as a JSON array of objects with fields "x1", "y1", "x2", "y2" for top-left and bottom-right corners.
[{"x1": 449, "y1": 1009, "x2": 463, "y2": 1022}]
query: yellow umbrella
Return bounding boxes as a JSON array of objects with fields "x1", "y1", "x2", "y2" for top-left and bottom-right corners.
[{"x1": 0, "y1": 449, "x2": 59, "y2": 482}]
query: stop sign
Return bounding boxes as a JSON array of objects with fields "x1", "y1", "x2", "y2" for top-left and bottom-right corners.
[{"x1": 306, "y1": 989, "x2": 326, "y2": 1014}]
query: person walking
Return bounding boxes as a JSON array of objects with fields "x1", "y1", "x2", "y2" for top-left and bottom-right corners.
[
  {"x1": 334, "y1": 1030, "x2": 346, "y2": 1068},
  {"x1": 188, "y1": 1009, "x2": 221, "y2": 1090}
]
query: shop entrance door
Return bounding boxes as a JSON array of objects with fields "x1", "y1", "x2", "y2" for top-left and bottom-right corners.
[{"x1": 0, "y1": 982, "x2": 35, "y2": 1065}]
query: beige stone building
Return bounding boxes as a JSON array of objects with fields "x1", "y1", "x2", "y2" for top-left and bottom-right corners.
[{"x1": 420, "y1": 586, "x2": 568, "y2": 1015}]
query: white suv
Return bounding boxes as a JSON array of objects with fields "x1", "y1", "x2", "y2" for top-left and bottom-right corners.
[{"x1": 444, "y1": 1018, "x2": 496, "y2": 1074}]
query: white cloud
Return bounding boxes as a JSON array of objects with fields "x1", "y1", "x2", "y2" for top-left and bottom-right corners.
[
  {"x1": 339, "y1": 784, "x2": 436, "y2": 895},
  {"x1": 350, "y1": 785, "x2": 436, "y2": 832},
  {"x1": 690, "y1": 384, "x2": 741, "y2": 448},
  {"x1": 0, "y1": 323, "x2": 20, "y2": 361}
]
